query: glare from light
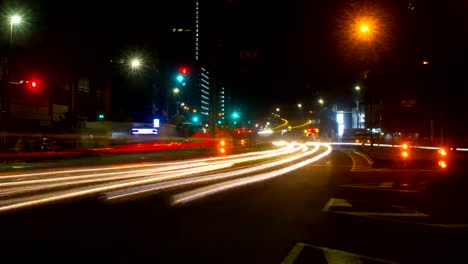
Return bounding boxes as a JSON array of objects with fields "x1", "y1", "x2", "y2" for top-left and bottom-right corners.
[
  {"x1": 439, "y1": 148, "x2": 447, "y2": 156},
  {"x1": 403, "y1": 143, "x2": 408, "y2": 149},
  {"x1": 355, "y1": 86, "x2": 360, "y2": 91},
  {"x1": 219, "y1": 148, "x2": 226, "y2": 154},
  {"x1": 360, "y1": 25, "x2": 369, "y2": 32},
  {"x1": 258, "y1": 129, "x2": 273, "y2": 135},
  {"x1": 220, "y1": 141, "x2": 226, "y2": 146},
  {"x1": 438, "y1": 160, "x2": 447, "y2": 168},
  {"x1": 318, "y1": 99, "x2": 324, "y2": 105},
  {"x1": 276, "y1": 108, "x2": 280, "y2": 112},
  {"x1": 402, "y1": 151, "x2": 408, "y2": 158},
  {"x1": 130, "y1": 59, "x2": 141, "y2": 68},
  {"x1": 11, "y1": 15, "x2": 21, "y2": 24},
  {"x1": 423, "y1": 61, "x2": 429, "y2": 65},
  {"x1": 297, "y1": 103, "x2": 302, "y2": 108},
  {"x1": 173, "y1": 88, "x2": 180, "y2": 94}
]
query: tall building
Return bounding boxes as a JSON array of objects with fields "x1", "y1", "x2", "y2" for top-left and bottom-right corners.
[{"x1": 161, "y1": 0, "x2": 238, "y2": 126}]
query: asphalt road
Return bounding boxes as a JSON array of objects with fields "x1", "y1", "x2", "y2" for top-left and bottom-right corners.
[{"x1": 1, "y1": 145, "x2": 468, "y2": 263}]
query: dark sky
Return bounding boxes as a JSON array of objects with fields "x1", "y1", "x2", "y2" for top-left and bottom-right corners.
[{"x1": 3, "y1": 0, "x2": 468, "y2": 120}]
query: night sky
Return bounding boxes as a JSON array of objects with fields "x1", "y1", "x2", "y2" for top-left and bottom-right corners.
[{"x1": 2, "y1": 0, "x2": 468, "y2": 124}]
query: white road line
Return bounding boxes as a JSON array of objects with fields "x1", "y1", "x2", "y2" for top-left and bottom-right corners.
[
  {"x1": 281, "y1": 243, "x2": 304, "y2": 264},
  {"x1": 322, "y1": 198, "x2": 428, "y2": 217},
  {"x1": 323, "y1": 248, "x2": 364, "y2": 264},
  {"x1": 353, "y1": 151, "x2": 374, "y2": 167},
  {"x1": 297, "y1": 243, "x2": 398, "y2": 264}
]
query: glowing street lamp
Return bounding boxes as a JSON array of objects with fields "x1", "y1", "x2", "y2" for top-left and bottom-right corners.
[
  {"x1": 173, "y1": 88, "x2": 180, "y2": 94},
  {"x1": 318, "y1": 98, "x2": 324, "y2": 106},
  {"x1": 130, "y1": 59, "x2": 141, "y2": 69},
  {"x1": 297, "y1": 103, "x2": 302, "y2": 108},
  {"x1": 10, "y1": 15, "x2": 22, "y2": 50},
  {"x1": 276, "y1": 108, "x2": 280, "y2": 112},
  {"x1": 355, "y1": 86, "x2": 361, "y2": 91}
]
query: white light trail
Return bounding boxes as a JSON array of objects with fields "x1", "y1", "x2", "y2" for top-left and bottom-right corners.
[
  {"x1": 0, "y1": 142, "x2": 304, "y2": 212},
  {"x1": 104, "y1": 143, "x2": 321, "y2": 201},
  {"x1": 171, "y1": 143, "x2": 332, "y2": 204}
]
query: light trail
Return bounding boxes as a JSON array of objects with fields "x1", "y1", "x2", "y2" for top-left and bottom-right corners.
[
  {"x1": 171, "y1": 142, "x2": 332, "y2": 204},
  {"x1": 0, "y1": 143, "x2": 293, "y2": 180},
  {"x1": 272, "y1": 118, "x2": 289, "y2": 131},
  {"x1": 103, "y1": 143, "x2": 319, "y2": 201},
  {"x1": 0, "y1": 142, "x2": 305, "y2": 212},
  {"x1": 0, "y1": 143, "x2": 302, "y2": 198},
  {"x1": 290, "y1": 120, "x2": 312, "y2": 129}
]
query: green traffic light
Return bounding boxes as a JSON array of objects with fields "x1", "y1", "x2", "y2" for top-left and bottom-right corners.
[
  {"x1": 232, "y1": 112, "x2": 240, "y2": 119},
  {"x1": 176, "y1": 75, "x2": 184, "y2": 82},
  {"x1": 192, "y1": 116, "x2": 199, "y2": 122}
]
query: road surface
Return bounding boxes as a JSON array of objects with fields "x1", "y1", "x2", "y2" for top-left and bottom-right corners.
[{"x1": 1, "y1": 142, "x2": 467, "y2": 263}]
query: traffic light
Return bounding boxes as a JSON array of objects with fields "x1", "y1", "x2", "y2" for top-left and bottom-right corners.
[
  {"x1": 192, "y1": 116, "x2": 199, "y2": 123},
  {"x1": 176, "y1": 75, "x2": 184, "y2": 83},
  {"x1": 179, "y1": 67, "x2": 189, "y2": 75},
  {"x1": 27, "y1": 80, "x2": 39, "y2": 91},
  {"x1": 231, "y1": 112, "x2": 240, "y2": 119}
]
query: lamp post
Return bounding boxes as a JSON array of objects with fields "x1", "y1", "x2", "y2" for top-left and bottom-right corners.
[
  {"x1": 10, "y1": 15, "x2": 21, "y2": 50},
  {"x1": 357, "y1": 19, "x2": 376, "y2": 146},
  {"x1": 173, "y1": 88, "x2": 180, "y2": 114},
  {"x1": 355, "y1": 86, "x2": 361, "y2": 128}
]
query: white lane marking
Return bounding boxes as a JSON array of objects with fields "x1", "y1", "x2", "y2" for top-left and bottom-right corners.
[
  {"x1": 345, "y1": 151, "x2": 358, "y2": 170},
  {"x1": 339, "y1": 183, "x2": 422, "y2": 193},
  {"x1": 323, "y1": 248, "x2": 364, "y2": 264},
  {"x1": 353, "y1": 151, "x2": 374, "y2": 167},
  {"x1": 171, "y1": 143, "x2": 332, "y2": 205},
  {"x1": 283, "y1": 243, "x2": 399, "y2": 264},
  {"x1": 322, "y1": 198, "x2": 428, "y2": 217},
  {"x1": 281, "y1": 243, "x2": 304, "y2": 264},
  {"x1": 352, "y1": 169, "x2": 438, "y2": 172}
]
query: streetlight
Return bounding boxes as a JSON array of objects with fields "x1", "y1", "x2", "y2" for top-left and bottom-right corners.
[
  {"x1": 318, "y1": 98, "x2": 324, "y2": 107},
  {"x1": 276, "y1": 108, "x2": 280, "y2": 112},
  {"x1": 130, "y1": 58, "x2": 141, "y2": 69},
  {"x1": 173, "y1": 88, "x2": 180, "y2": 114},
  {"x1": 354, "y1": 86, "x2": 361, "y2": 128},
  {"x1": 10, "y1": 15, "x2": 21, "y2": 50},
  {"x1": 297, "y1": 103, "x2": 302, "y2": 108}
]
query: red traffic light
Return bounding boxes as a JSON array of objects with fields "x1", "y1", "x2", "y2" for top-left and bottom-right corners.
[
  {"x1": 26, "y1": 80, "x2": 39, "y2": 91},
  {"x1": 179, "y1": 67, "x2": 189, "y2": 75}
]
